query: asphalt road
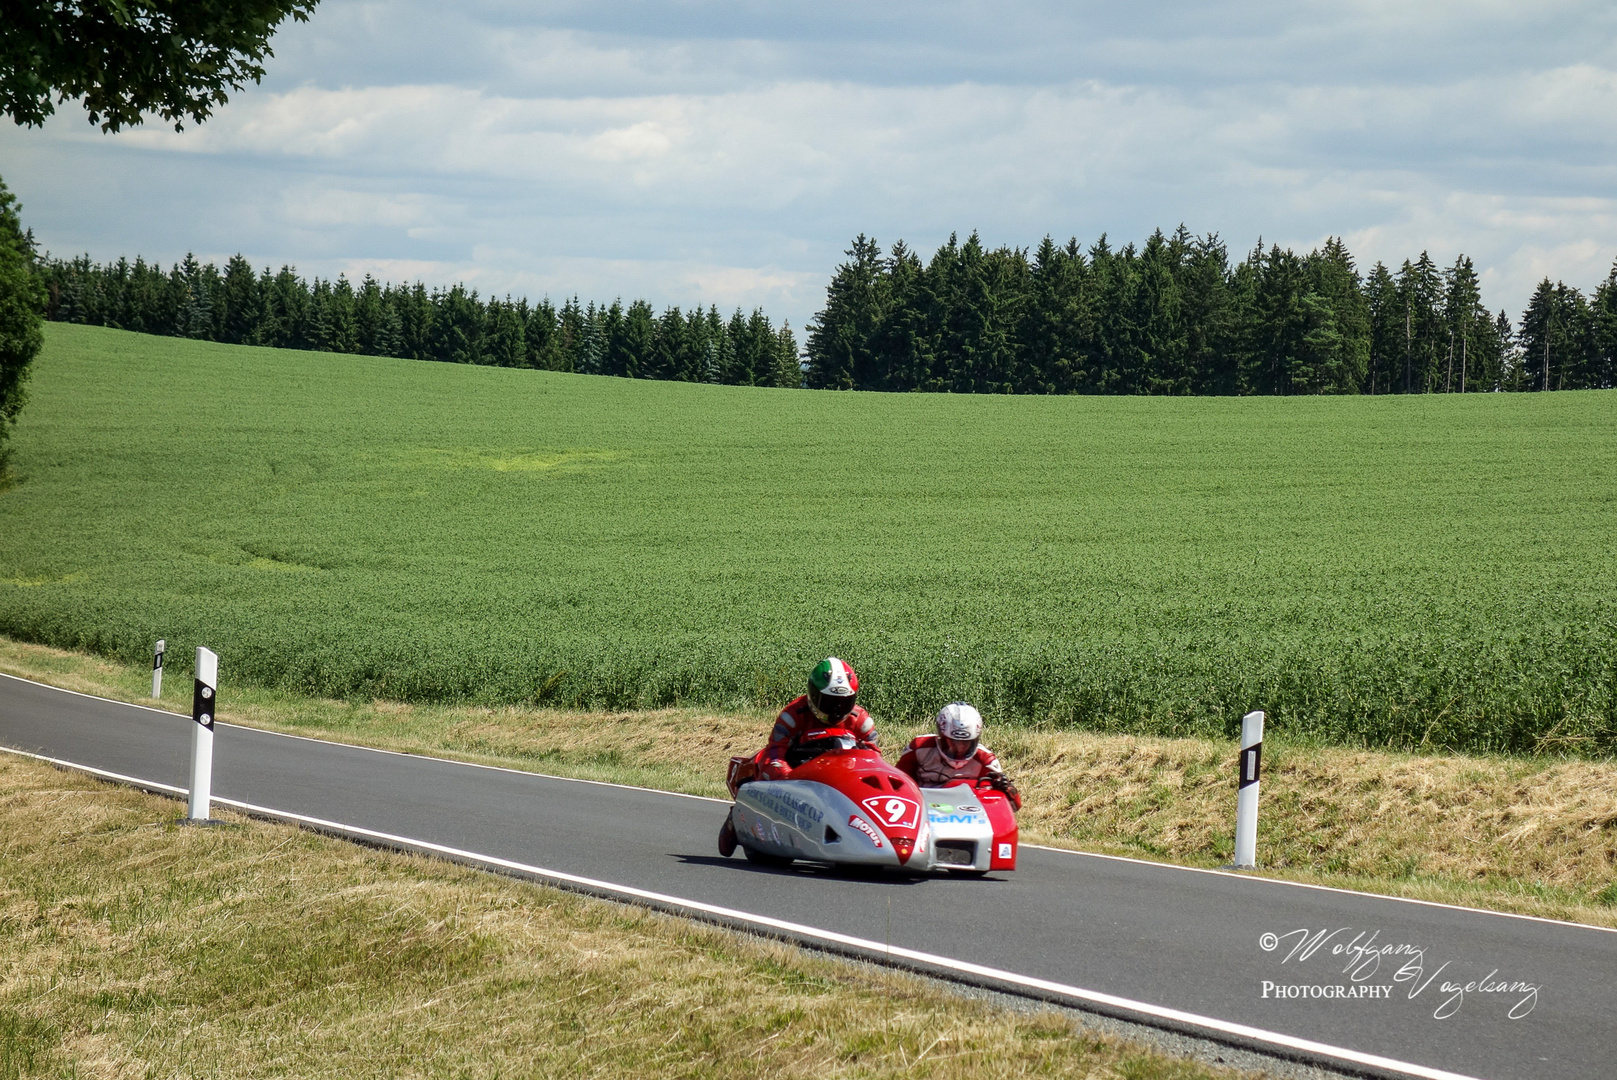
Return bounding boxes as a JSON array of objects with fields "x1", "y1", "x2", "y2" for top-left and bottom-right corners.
[{"x1": 3, "y1": 673, "x2": 1611, "y2": 1080}]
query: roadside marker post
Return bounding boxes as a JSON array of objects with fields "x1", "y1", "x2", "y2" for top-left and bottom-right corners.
[
  {"x1": 1233, "y1": 710, "x2": 1264, "y2": 869},
  {"x1": 151, "y1": 639, "x2": 165, "y2": 698},
  {"x1": 188, "y1": 647, "x2": 218, "y2": 821}
]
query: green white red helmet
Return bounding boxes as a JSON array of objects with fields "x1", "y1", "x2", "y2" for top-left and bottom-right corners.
[
  {"x1": 935, "y1": 701, "x2": 983, "y2": 764},
  {"x1": 808, "y1": 657, "x2": 859, "y2": 721}
]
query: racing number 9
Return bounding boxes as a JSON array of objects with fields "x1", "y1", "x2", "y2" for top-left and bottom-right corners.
[{"x1": 861, "y1": 795, "x2": 919, "y2": 830}]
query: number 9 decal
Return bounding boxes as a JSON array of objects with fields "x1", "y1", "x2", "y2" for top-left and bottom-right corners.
[{"x1": 861, "y1": 795, "x2": 919, "y2": 830}]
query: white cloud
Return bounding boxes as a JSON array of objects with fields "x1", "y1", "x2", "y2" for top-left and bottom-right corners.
[{"x1": 4, "y1": 0, "x2": 1617, "y2": 336}]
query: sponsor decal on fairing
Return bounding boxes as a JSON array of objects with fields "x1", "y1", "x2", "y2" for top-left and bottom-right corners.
[
  {"x1": 751, "y1": 789, "x2": 824, "y2": 824},
  {"x1": 847, "y1": 814, "x2": 884, "y2": 847}
]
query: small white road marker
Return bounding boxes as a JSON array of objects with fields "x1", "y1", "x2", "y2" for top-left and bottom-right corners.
[
  {"x1": 187, "y1": 647, "x2": 218, "y2": 821},
  {"x1": 1234, "y1": 710, "x2": 1264, "y2": 869}
]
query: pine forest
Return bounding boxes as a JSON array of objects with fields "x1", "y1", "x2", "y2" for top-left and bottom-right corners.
[{"x1": 36, "y1": 227, "x2": 1617, "y2": 395}]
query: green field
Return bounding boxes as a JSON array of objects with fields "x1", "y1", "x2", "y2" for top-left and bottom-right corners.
[{"x1": 3, "y1": 323, "x2": 1614, "y2": 753}]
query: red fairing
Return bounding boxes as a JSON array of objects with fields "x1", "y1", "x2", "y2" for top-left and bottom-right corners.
[
  {"x1": 975, "y1": 787, "x2": 1019, "y2": 870},
  {"x1": 790, "y1": 747, "x2": 925, "y2": 865}
]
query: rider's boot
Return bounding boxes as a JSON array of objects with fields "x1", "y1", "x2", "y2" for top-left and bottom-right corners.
[{"x1": 718, "y1": 813, "x2": 738, "y2": 857}]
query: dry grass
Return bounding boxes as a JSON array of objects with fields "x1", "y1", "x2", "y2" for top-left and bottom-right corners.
[
  {"x1": 5, "y1": 636, "x2": 1617, "y2": 928},
  {"x1": 988, "y1": 730, "x2": 1617, "y2": 925},
  {"x1": 0, "y1": 753, "x2": 1249, "y2": 1080}
]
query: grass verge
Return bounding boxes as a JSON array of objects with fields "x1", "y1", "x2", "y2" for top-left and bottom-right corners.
[
  {"x1": 0, "y1": 752, "x2": 1249, "y2": 1079},
  {"x1": 5, "y1": 635, "x2": 1617, "y2": 930}
]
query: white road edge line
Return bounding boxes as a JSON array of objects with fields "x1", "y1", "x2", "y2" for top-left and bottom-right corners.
[
  {"x1": 0, "y1": 741, "x2": 1483, "y2": 1080},
  {"x1": 6, "y1": 669, "x2": 1614, "y2": 936}
]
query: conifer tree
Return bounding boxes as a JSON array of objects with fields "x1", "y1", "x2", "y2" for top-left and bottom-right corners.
[
  {"x1": 1305, "y1": 238, "x2": 1368, "y2": 393},
  {"x1": 317, "y1": 275, "x2": 358, "y2": 353},
  {"x1": 678, "y1": 307, "x2": 711, "y2": 382},
  {"x1": 619, "y1": 300, "x2": 656, "y2": 379},
  {"x1": 724, "y1": 309, "x2": 752, "y2": 384},
  {"x1": 805, "y1": 234, "x2": 887, "y2": 389},
  {"x1": 1590, "y1": 261, "x2": 1617, "y2": 390},
  {"x1": 557, "y1": 298, "x2": 585, "y2": 374},
  {"x1": 1493, "y1": 309, "x2": 1518, "y2": 389},
  {"x1": 1395, "y1": 253, "x2": 1445, "y2": 393},
  {"x1": 598, "y1": 300, "x2": 628, "y2": 377},
  {"x1": 576, "y1": 303, "x2": 603, "y2": 375},
  {"x1": 1085, "y1": 235, "x2": 1133, "y2": 393},
  {"x1": 482, "y1": 296, "x2": 526, "y2": 367},
  {"x1": 120, "y1": 256, "x2": 152, "y2": 335},
  {"x1": 1363, "y1": 262, "x2": 1399, "y2": 394},
  {"x1": 218, "y1": 255, "x2": 261, "y2": 344},
  {"x1": 1250, "y1": 245, "x2": 1309, "y2": 394},
  {"x1": 704, "y1": 306, "x2": 733, "y2": 383},
  {"x1": 1516, "y1": 279, "x2": 1594, "y2": 391},
  {"x1": 525, "y1": 298, "x2": 560, "y2": 370},
  {"x1": 431, "y1": 285, "x2": 482, "y2": 364},
  {"x1": 873, "y1": 239, "x2": 938, "y2": 392},
  {"x1": 771, "y1": 321, "x2": 802, "y2": 388},
  {"x1": 1131, "y1": 228, "x2": 1188, "y2": 394},
  {"x1": 354, "y1": 274, "x2": 399, "y2": 356},
  {"x1": 645, "y1": 306, "x2": 683, "y2": 381},
  {"x1": 1177, "y1": 234, "x2": 1234, "y2": 394},
  {"x1": 176, "y1": 253, "x2": 214, "y2": 339}
]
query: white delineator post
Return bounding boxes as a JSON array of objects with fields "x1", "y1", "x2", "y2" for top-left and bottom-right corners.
[
  {"x1": 151, "y1": 639, "x2": 165, "y2": 698},
  {"x1": 1233, "y1": 710, "x2": 1264, "y2": 869},
  {"x1": 188, "y1": 647, "x2": 218, "y2": 821}
]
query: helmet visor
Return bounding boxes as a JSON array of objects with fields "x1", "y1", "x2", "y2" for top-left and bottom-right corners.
[
  {"x1": 941, "y1": 735, "x2": 978, "y2": 762},
  {"x1": 817, "y1": 692, "x2": 856, "y2": 720}
]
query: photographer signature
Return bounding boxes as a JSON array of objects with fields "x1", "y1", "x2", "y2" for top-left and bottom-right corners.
[{"x1": 1260, "y1": 927, "x2": 1540, "y2": 1019}]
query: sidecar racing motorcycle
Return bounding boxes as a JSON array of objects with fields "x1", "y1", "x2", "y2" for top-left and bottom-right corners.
[{"x1": 724, "y1": 728, "x2": 1018, "y2": 874}]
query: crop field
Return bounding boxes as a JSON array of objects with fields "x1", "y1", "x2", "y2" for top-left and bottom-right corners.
[{"x1": 2, "y1": 323, "x2": 1614, "y2": 754}]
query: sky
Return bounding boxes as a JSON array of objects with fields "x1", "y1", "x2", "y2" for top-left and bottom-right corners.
[{"x1": 3, "y1": 0, "x2": 1617, "y2": 335}]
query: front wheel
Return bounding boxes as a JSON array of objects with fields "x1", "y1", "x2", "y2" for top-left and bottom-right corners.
[{"x1": 743, "y1": 845, "x2": 793, "y2": 867}]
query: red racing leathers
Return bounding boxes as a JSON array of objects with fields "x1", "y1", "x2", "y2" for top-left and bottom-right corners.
[
  {"x1": 895, "y1": 734, "x2": 1022, "y2": 810},
  {"x1": 752, "y1": 694, "x2": 878, "y2": 781}
]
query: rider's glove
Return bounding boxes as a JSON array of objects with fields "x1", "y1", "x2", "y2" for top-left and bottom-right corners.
[{"x1": 993, "y1": 775, "x2": 1022, "y2": 810}]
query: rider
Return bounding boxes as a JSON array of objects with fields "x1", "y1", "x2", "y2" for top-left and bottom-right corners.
[
  {"x1": 895, "y1": 701, "x2": 1022, "y2": 810},
  {"x1": 718, "y1": 657, "x2": 877, "y2": 856}
]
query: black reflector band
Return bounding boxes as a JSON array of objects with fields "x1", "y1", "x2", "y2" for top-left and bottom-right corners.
[
  {"x1": 193, "y1": 678, "x2": 215, "y2": 729},
  {"x1": 1239, "y1": 742, "x2": 1262, "y2": 789}
]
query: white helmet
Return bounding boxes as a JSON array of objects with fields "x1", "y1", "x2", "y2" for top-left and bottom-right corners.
[{"x1": 935, "y1": 701, "x2": 983, "y2": 764}]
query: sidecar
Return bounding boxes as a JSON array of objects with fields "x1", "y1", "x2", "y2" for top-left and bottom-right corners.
[{"x1": 724, "y1": 730, "x2": 1017, "y2": 874}]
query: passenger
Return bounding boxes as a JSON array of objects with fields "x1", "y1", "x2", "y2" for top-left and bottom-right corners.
[
  {"x1": 718, "y1": 657, "x2": 877, "y2": 856},
  {"x1": 895, "y1": 701, "x2": 1022, "y2": 810}
]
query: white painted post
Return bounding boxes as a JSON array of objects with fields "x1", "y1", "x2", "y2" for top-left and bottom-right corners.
[
  {"x1": 188, "y1": 647, "x2": 218, "y2": 821},
  {"x1": 151, "y1": 639, "x2": 165, "y2": 698},
  {"x1": 1233, "y1": 710, "x2": 1264, "y2": 869}
]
